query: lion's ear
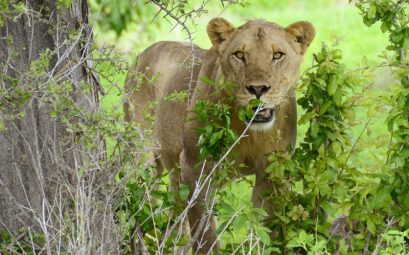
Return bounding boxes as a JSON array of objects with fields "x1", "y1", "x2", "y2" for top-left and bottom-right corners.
[
  {"x1": 207, "y1": 18, "x2": 235, "y2": 45},
  {"x1": 286, "y1": 21, "x2": 315, "y2": 54}
]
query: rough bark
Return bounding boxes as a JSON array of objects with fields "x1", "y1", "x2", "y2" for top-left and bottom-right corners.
[{"x1": 0, "y1": 0, "x2": 96, "y2": 232}]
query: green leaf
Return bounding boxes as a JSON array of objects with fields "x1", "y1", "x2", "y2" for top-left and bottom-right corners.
[
  {"x1": 232, "y1": 215, "x2": 247, "y2": 231},
  {"x1": 370, "y1": 186, "x2": 392, "y2": 210},
  {"x1": 319, "y1": 101, "x2": 332, "y2": 115},
  {"x1": 311, "y1": 121, "x2": 319, "y2": 138},
  {"x1": 391, "y1": 33, "x2": 404, "y2": 43},
  {"x1": 248, "y1": 98, "x2": 263, "y2": 107},
  {"x1": 327, "y1": 79, "x2": 338, "y2": 96},
  {"x1": 380, "y1": 22, "x2": 388, "y2": 33},
  {"x1": 257, "y1": 227, "x2": 271, "y2": 245},
  {"x1": 368, "y1": 4, "x2": 377, "y2": 19},
  {"x1": 403, "y1": 37, "x2": 409, "y2": 51},
  {"x1": 264, "y1": 247, "x2": 281, "y2": 254},
  {"x1": 200, "y1": 76, "x2": 216, "y2": 86},
  {"x1": 334, "y1": 90, "x2": 343, "y2": 106},
  {"x1": 209, "y1": 130, "x2": 224, "y2": 146},
  {"x1": 238, "y1": 108, "x2": 248, "y2": 122},
  {"x1": 294, "y1": 180, "x2": 304, "y2": 195},
  {"x1": 367, "y1": 217, "x2": 376, "y2": 234},
  {"x1": 286, "y1": 238, "x2": 302, "y2": 248},
  {"x1": 253, "y1": 207, "x2": 269, "y2": 218}
]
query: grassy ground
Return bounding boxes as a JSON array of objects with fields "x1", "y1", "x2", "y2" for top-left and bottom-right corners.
[{"x1": 94, "y1": 0, "x2": 392, "y2": 247}]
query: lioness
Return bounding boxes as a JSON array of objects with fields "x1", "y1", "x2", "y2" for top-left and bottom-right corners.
[{"x1": 124, "y1": 18, "x2": 315, "y2": 253}]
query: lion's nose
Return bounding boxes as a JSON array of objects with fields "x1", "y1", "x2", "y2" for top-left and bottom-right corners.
[{"x1": 245, "y1": 85, "x2": 271, "y2": 99}]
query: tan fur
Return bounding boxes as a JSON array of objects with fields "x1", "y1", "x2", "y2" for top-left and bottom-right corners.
[{"x1": 124, "y1": 18, "x2": 315, "y2": 253}]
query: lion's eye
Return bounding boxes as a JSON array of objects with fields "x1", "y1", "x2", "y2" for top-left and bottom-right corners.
[
  {"x1": 273, "y1": 51, "x2": 285, "y2": 60},
  {"x1": 233, "y1": 51, "x2": 245, "y2": 61}
]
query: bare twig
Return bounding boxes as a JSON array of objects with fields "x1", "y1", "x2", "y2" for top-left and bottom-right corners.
[
  {"x1": 131, "y1": 222, "x2": 148, "y2": 255},
  {"x1": 371, "y1": 217, "x2": 395, "y2": 255}
]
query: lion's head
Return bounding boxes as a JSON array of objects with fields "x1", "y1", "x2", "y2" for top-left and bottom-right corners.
[{"x1": 207, "y1": 18, "x2": 315, "y2": 131}]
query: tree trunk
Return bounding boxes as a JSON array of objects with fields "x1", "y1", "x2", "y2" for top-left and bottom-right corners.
[{"x1": 0, "y1": 0, "x2": 96, "y2": 234}]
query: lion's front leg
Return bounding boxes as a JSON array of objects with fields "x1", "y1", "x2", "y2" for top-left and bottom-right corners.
[
  {"x1": 252, "y1": 172, "x2": 279, "y2": 238},
  {"x1": 186, "y1": 191, "x2": 219, "y2": 253},
  {"x1": 180, "y1": 148, "x2": 219, "y2": 254}
]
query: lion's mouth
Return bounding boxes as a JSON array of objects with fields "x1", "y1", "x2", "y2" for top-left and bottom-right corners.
[{"x1": 248, "y1": 107, "x2": 275, "y2": 123}]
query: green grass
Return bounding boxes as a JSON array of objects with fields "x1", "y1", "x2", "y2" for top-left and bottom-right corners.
[
  {"x1": 95, "y1": 0, "x2": 393, "y2": 248},
  {"x1": 97, "y1": 0, "x2": 389, "y2": 64}
]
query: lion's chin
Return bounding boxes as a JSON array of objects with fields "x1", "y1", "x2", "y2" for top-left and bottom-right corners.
[{"x1": 248, "y1": 117, "x2": 276, "y2": 132}]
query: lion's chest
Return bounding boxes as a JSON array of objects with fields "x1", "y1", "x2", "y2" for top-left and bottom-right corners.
[{"x1": 232, "y1": 131, "x2": 277, "y2": 174}]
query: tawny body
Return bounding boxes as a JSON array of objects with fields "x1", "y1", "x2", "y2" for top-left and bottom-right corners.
[
  {"x1": 124, "y1": 42, "x2": 203, "y2": 164},
  {"x1": 124, "y1": 18, "x2": 314, "y2": 253}
]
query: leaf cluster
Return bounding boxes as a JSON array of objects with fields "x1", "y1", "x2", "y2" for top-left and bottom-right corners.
[
  {"x1": 192, "y1": 77, "x2": 239, "y2": 159},
  {"x1": 356, "y1": 0, "x2": 409, "y2": 229}
]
